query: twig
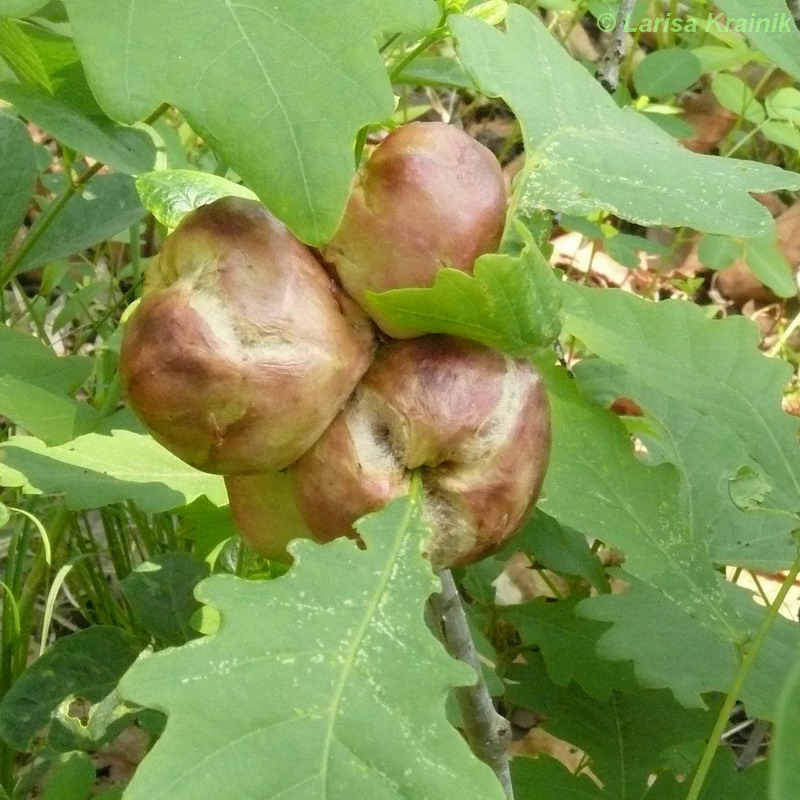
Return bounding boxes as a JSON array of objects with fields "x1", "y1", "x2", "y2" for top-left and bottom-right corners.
[
  {"x1": 735, "y1": 719, "x2": 770, "y2": 770},
  {"x1": 430, "y1": 570, "x2": 514, "y2": 800},
  {"x1": 596, "y1": 0, "x2": 636, "y2": 91}
]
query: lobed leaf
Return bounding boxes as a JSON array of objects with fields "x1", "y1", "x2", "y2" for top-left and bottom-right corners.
[
  {"x1": 0, "y1": 429, "x2": 227, "y2": 512},
  {"x1": 539, "y1": 364, "x2": 745, "y2": 641},
  {"x1": 580, "y1": 572, "x2": 800, "y2": 719},
  {"x1": 506, "y1": 654, "x2": 711, "y2": 800},
  {"x1": 368, "y1": 233, "x2": 562, "y2": 357},
  {"x1": 118, "y1": 491, "x2": 505, "y2": 799},
  {"x1": 577, "y1": 360, "x2": 797, "y2": 572},
  {"x1": 61, "y1": 0, "x2": 438, "y2": 244},
  {"x1": 451, "y1": 7, "x2": 800, "y2": 237},
  {"x1": 561, "y1": 284, "x2": 800, "y2": 564}
]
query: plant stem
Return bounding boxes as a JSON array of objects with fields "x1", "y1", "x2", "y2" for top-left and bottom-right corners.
[
  {"x1": 430, "y1": 570, "x2": 514, "y2": 800},
  {"x1": 685, "y1": 547, "x2": 800, "y2": 800}
]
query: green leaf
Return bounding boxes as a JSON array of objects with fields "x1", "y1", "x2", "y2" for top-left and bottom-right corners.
[
  {"x1": 118, "y1": 492, "x2": 505, "y2": 800},
  {"x1": 0, "y1": 325, "x2": 98, "y2": 444},
  {"x1": 691, "y1": 44, "x2": 753, "y2": 74},
  {"x1": 14, "y1": 174, "x2": 146, "y2": 274},
  {"x1": 42, "y1": 752, "x2": 95, "y2": 800},
  {"x1": 451, "y1": 7, "x2": 799, "y2": 237},
  {"x1": 576, "y1": 359, "x2": 797, "y2": 572},
  {"x1": 0, "y1": 82, "x2": 156, "y2": 174},
  {"x1": 503, "y1": 596, "x2": 628, "y2": 700},
  {"x1": 0, "y1": 374, "x2": 100, "y2": 445},
  {"x1": 539, "y1": 364, "x2": 744, "y2": 641},
  {"x1": 395, "y1": 55, "x2": 476, "y2": 90},
  {"x1": 61, "y1": 0, "x2": 438, "y2": 244},
  {"x1": 506, "y1": 654, "x2": 711, "y2": 800},
  {"x1": 512, "y1": 756, "x2": 604, "y2": 800},
  {"x1": 604, "y1": 233, "x2": 670, "y2": 269},
  {"x1": 711, "y1": 73, "x2": 765, "y2": 124},
  {"x1": 580, "y1": 572, "x2": 800, "y2": 719},
  {"x1": 561, "y1": 285, "x2": 800, "y2": 547},
  {"x1": 771, "y1": 653, "x2": 800, "y2": 799},
  {"x1": 513, "y1": 510, "x2": 608, "y2": 593},
  {"x1": 648, "y1": 749, "x2": 768, "y2": 800},
  {"x1": 135, "y1": 170, "x2": 258, "y2": 229},
  {"x1": 0, "y1": 111, "x2": 36, "y2": 258},
  {"x1": 0, "y1": 18, "x2": 51, "y2": 91},
  {"x1": 762, "y1": 120, "x2": 800, "y2": 151},
  {"x1": 633, "y1": 48, "x2": 701, "y2": 98},
  {"x1": 765, "y1": 87, "x2": 800, "y2": 124},
  {"x1": 367, "y1": 233, "x2": 562, "y2": 357},
  {"x1": 120, "y1": 553, "x2": 209, "y2": 646},
  {"x1": 698, "y1": 234, "x2": 743, "y2": 269},
  {"x1": 0, "y1": 0, "x2": 48, "y2": 17},
  {"x1": 0, "y1": 324, "x2": 91, "y2": 393},
  {"x1": 0, "y1": 429, "x2": 227, "y2": 512},
  {"x1": 176, "y1": 497, "x2": 239, "y2": 560},
  {"x1": 715, "y1": 0, "x2": 800, "y2": 82},
  {"x1": 0, "y1": 627, "x2": 140, "y2": 752}
]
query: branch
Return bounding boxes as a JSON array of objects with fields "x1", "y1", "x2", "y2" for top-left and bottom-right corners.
[
  {"x1": 430, "y1": 570, "x2": 514, "y2": 800},
  {"x1": 596, "y1": 0, "x2": 636, "y2": 91}
]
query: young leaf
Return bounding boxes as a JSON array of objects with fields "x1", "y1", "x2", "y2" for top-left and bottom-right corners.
[
  {"x1": 771, "y1": 653, "x2": 800, "y2": 799},
  {"x1": 506, "y1": 654, "x2": 711, "y2": 800},
  {"x1": 0, "y1": 82, "x2": 156, "y2": 174},
  {"x1": 0, "y1": 429, "x2": 227, "y2": 512},
  {"x1": 715, "y1": 0, "x2": 800, "y2": 82},
  {"x1": 580, "y1": 572, "x2": 800, "y2": 719},
  {"x1": 0, "y1": 111, "x2": 37, "y2": 258},
  {"x1": 61, "y1": 0, "x2": 437, "y2": 244},
  {"x1": 367, "y1": 233, "x2": 562, "y2": 357},
  {"x1": 0, "y1": 626, "x2": 140, "y2": 752},
  {"x1": 135, "y1": 170, "x2": 258, "y2": 229},
  {"x1": 451, "y1": 7, "x2": 800, "y2": 237},
  {"x1": 118, "y1": 492, "x2": 505, "y2": 800},
  {"x1": 120, "y1": 553, "x2": 209, "y2": 646},
  {"x1": 540, "y1": 365, "x2": 745, "y2": 641},
  {"x1": 13, "y1": 174, "x2": 146, "y2": 275},
  {"x1": 0, "y1": 18, "x2": 51, "y2": 91}
]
